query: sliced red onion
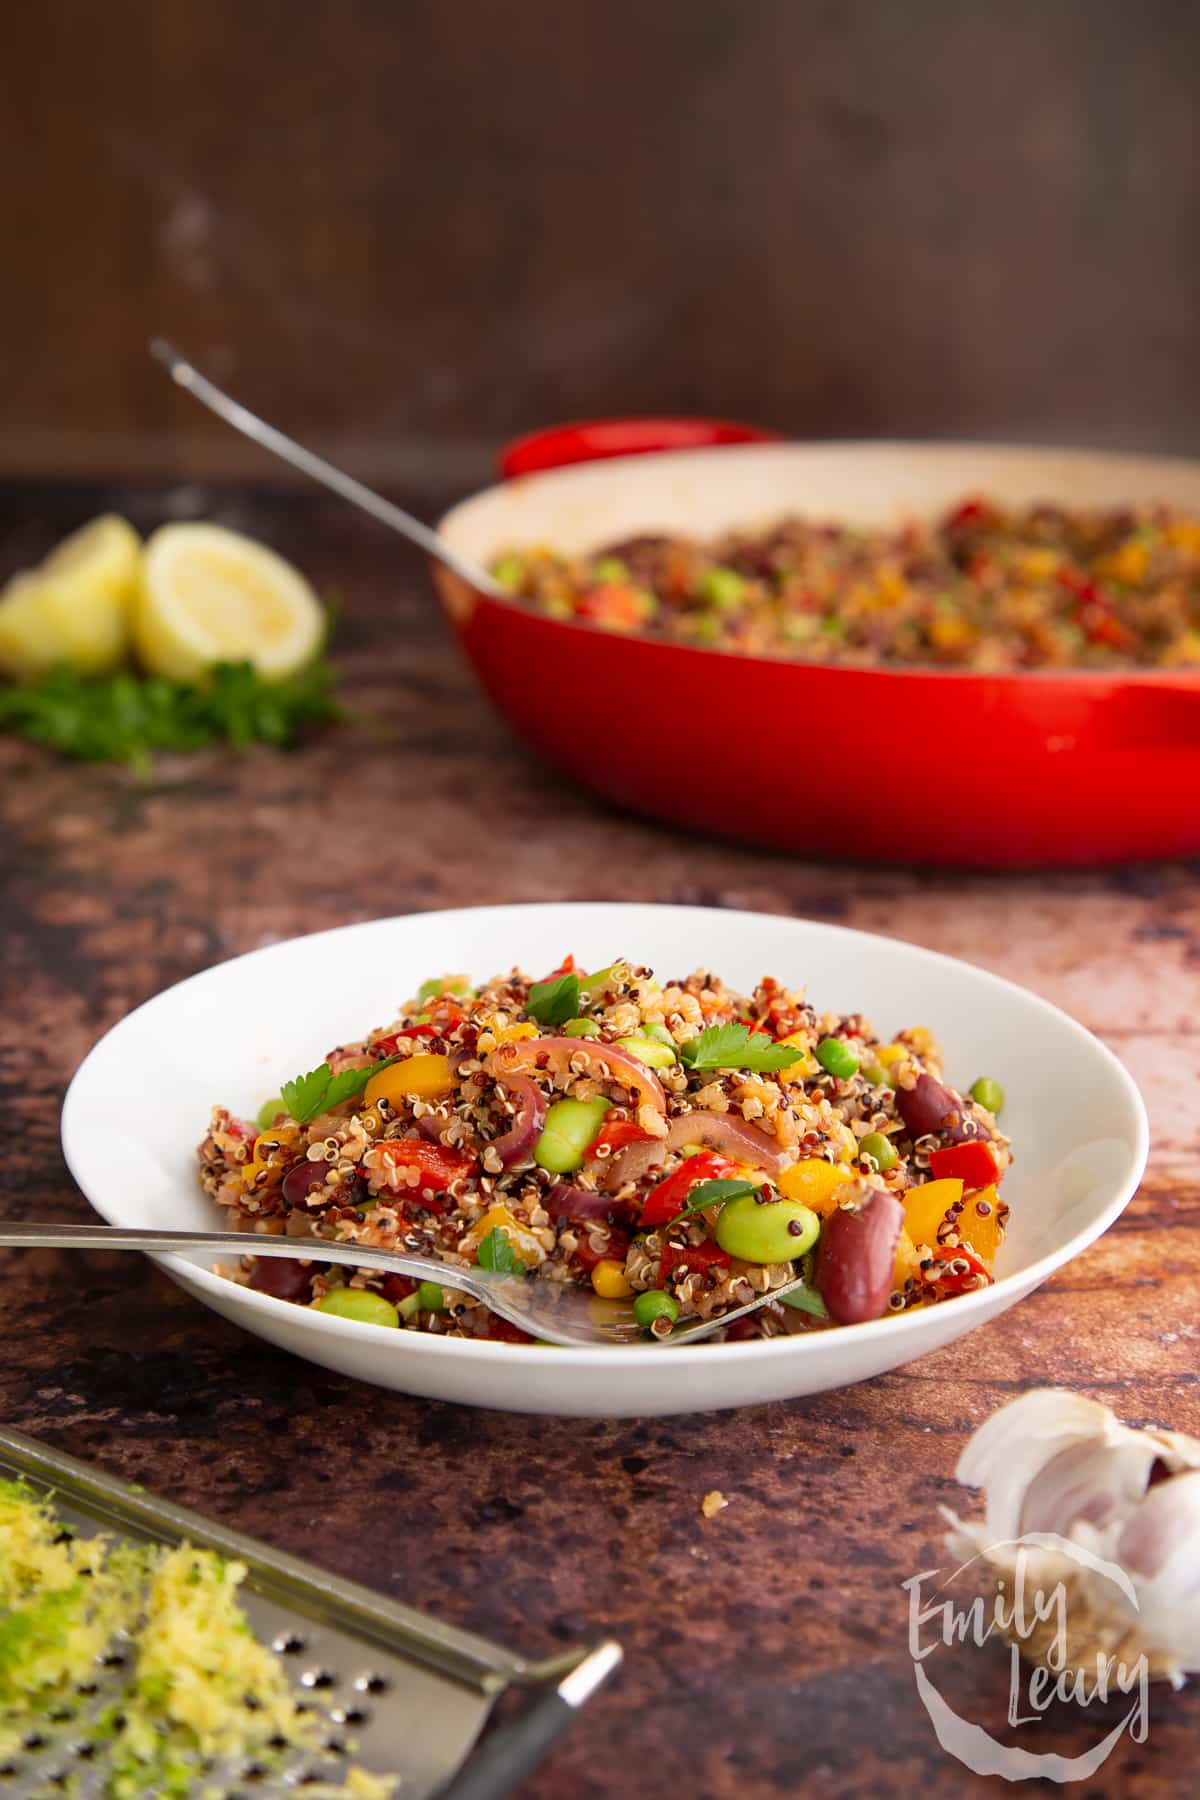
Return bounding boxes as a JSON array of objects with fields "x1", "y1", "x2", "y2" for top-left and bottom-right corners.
[
  {"x1": 599, "y1": 1108, "x2": 787, "y2": 1191},
  {"x1": 486, "y1": 1038, "x2": 667, "y2": 1112},
  {"x1": 486, "y1": 1071, "x2": 547, "y2": 1168},
  {"x1": 544, "y1": 1182, "x2": 625, "y2": 1223},
  {"x1": 416, "y1": 1111, "x2": 448, "y2": 1143}
]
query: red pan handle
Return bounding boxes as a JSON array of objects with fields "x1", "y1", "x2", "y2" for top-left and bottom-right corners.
[
  {"x1": 1093, "y1": 683, "x2": 1200, "y2": 750},
  {"x1": 498, "y1": 416, "x2": 782, "y2": 479}
]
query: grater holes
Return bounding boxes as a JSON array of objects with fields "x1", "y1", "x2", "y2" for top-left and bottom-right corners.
[
  {"x1": 299, "y1": 1667, "x2": 336, "y2": 1690},
  {"x1": 23, "y1": 1732, "x2": 47, "y2": 1751},
  {"x1": 353, "y1": 1671, "x2": 389, "y2": 1695},
  {"x1": 329, "y1": 1705, "x2": 368, "y2": 1726},
  {"x1": 324, "y1": 1737, "x2": 348, "y2": 1757},
  {"x1": 273, "y1": 1631, "x2": 307, "y2": 1655}
]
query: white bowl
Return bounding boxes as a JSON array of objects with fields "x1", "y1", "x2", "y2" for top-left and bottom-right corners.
[{"x1": 61, "y1": 904, "x2": 1148, "y2": 1417}]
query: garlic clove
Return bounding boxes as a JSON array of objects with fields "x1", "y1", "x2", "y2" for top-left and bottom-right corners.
[
  {"x1": 956, "y1": 1389, "x2": 1123, "y2": 1542},
  {"x1": 1019, "y1": 1435, "x2": 1161, "y2": 1539}
]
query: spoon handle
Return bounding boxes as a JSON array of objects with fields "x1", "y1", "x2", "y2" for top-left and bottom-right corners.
[{"x1": 148, "y1": 338, "x2": 496, "y2": 594}]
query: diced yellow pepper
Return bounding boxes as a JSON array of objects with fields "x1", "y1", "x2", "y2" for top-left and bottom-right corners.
[
  {"x1": 1103, "y1": 539, "x2": 1149, "y2": 585},
  {"x1": 903, "y1": 1177, "x2": 964, "y2": 1248},
  {"x1": 591, "y1": 1258, "x2": 634, "y2": 1299},
  {"x1": 463, "y1": 1204, "x2": 545, "y2": 1266},
  {"x1": 777, "y1": 1158, "x2": 855, "y2": 1217},
  {"x1": 365, "y1": 1054, "x2": 456, "y2": 1106},
  {"x1": 893, "y1": 1226, "x2": 920, "y2": 1290},
  {"x1": 243, "y1": 1124, "x2": 300, "y2": 1186},
  {"x1": 929, "y1": 616, "x2": 976, "y2": 651},
  {"x1": 776, "y1": 1032, "x2": 817, "y2": 1083},
  {"x1": 957, "y1": 1182, "x2": 1002, "y2": 1265},
  {"x1": 495, "y1": 1022, "x2": 538, "y2": 1045},
  {"x1": 875, "y1": 1043, "x2": 906, "y2": 1068},
  {"x1": 1166, "y1": 520, "x2": 1200, "y2": 551},
  {"x1": 1018, "y1": 547, "x2": 1060, "y2": 580}
]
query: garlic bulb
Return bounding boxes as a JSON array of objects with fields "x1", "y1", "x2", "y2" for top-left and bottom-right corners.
[{"x1": 944, "y1": 1389, "x2": 1200, "y2": 1687}]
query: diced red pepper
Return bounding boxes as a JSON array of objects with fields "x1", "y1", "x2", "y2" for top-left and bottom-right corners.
[
  {"x1": 640, "y1": 1152, "x2": 743, "y2": 1227},
  {"x1": 541, "y1": 953, "x2": 576, "y2": 980},
  {"x1": 576, "y1": 583, "x2": 651, "y2": 630},
  {"x1": 374, "y1": 1025, "x2": 439, "y2": 1055},
  {"x1": 571, "y1": 1227, "x2": 631, "y2": 1273},
  {"x1": 930, "y1": 1242, "x2": 993, "y2": 1293},
  {"x1": 946, "y1": 497, "x2": 993, "y2": 531},
  {"x1": 588, "y1": 1118, "x2": 654, "y2": 1159},
  {"x1": 928, "y1": 1141, "x2": 1000, "y2": 1187},
  {"x1": 659, "y1": 1239, "x2": 732, "y2": 1287},
  {"x1": 374, "y1": 1139, "x2": 476, "y2": 1192}
]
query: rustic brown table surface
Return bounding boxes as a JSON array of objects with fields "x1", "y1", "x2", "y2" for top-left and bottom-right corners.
[{"x1": 2, "y1": 482, "x2": 1198, "y2": 1798}]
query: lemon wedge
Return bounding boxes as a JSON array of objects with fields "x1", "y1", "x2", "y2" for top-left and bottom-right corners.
[
  {"x1": 133, "y1": 523, "x2": 324, "y2": 683},
  {"x1": 0, "y1": 515, "x2": 140, "y2": 678}
]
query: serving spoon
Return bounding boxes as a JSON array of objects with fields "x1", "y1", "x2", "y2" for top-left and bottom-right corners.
[
  {"x1": 0, "y1": 1220, "x2": 811, "y2": 1348},
  {"x1": 149, "y1": 338, "x2": 502, "y2": 596}
]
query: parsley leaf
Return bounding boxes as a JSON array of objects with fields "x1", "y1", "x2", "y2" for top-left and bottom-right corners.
[
  {"x1": 664, "y1": 1175, "x2": 765, "y2": 1229},
  {"x1": 678, "y1": 1022, "x2": 803, "y2": 1074},
  {"x1": 280, "y1": 1054, "x2": 401, "y2": 1125},
  {"x1": 0, "y1": 658, "x2": 341, "y2": 770},
  {"x1": 525, "y1": 972, "x2": 580, "y2": 1027},
  {"x1": 779, "y1": 1281, "x2": 829, "y2": 1319},
  {"x1": 476, "y1": 1227, "x2": 527, "y2": 1276}
]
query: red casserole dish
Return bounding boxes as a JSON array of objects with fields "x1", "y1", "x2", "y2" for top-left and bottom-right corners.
[{"x1": 432, "y1": 431, "x2": 1200, "y2": 867}]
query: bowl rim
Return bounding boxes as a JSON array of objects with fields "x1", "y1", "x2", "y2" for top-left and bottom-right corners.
[
  {"x1": 434, "y1": 437, "x2": 1200, "y2": 690},
  {"x1": 61, "y1": 902, "x2": 1150, "y2": 1372}
]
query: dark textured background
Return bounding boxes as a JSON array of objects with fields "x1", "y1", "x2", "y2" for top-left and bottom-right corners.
[
  {"x1": 4, "y1": 0, "x2": 1200, "y2": 483},
  {"x1": 2, "y1": 482, "x2": 1198, "y2": 1797}
]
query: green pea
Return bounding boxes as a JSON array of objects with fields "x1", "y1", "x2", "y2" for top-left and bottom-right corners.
[
  {"x1": 692, "y1": 614, "x2": 723, "y2": 644},
  {"x1": 316, "y1": 1287, "x2": 400, "y2": 1328},
  {"x1": 491, "y1": 554, "x2": 525, "y2": 593},
  {"x1": 714, "y1": 1194, "x2": 820, "y2": 1264},
  {"x1": 821, "y1": 614, "x2": 845, "y2": 637},
  {"x1": 697, "y1": 566, "x2": 746, "y2": 609},
  {"x1": 616, "y1": 1034, "x2": 677, "y2": 1068},
  {"x1": 815, "y1": 1037, "x2": 859, "y2": 1079},
  {"x1": 858, "y1": 1130, "x2": 898, "y2": 1173},
  {"x1": 633, "y1": 1290, "x2": 680, "y2": 1330},
  {"x1": 534, "y1": 1097, "x2": 612, "y2": 1174},
  {"x1": 417, "y1": 1281, "x2": 447, "y2": 1312},
  {"x1": 255, "y1": 1097, "x2": 285, "y2": 1132},
  {"x1": 592, "y1": 556, "x2": 629, "y2": 583},
  {"x1": 863, "y1": 1062, "x2": 892, "y2": 1089},
  {"x1": 563, "y1": 1018, "x2": 601, "y2": 1038},
  {"x1": 970, "y1": 1076, "x2": 1005, "y2": 1115}
]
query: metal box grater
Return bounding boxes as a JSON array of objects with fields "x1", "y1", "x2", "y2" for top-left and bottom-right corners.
[{"x1": 0, "y1": 1427, "x2": 619, "y2": 1799}]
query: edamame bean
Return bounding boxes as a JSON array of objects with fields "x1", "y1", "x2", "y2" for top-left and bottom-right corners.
[
  {"x1": 970, "y1": 1076, "x2": 1005, "y2": 1115},
  {"x1": 563, "y1": 1018, "x2": 601, "y2": 1038},
  {"x1": 858, "y1": 1130, "x2": 898, "y2": 1172},
  {"x1": 533, "y1": 1097, "x2": 611, "y2": 1174},
  {"x1": 640, "y1": 1021, "x2": 675, "y2": 1047},
  {"x1": 316, "y1": 1287, "x2": 400, "y2": 1328},
  {"x1": 255, "y1": 1097, "x2": 285, "y2": 1131},
  {"x1": 697, "y1": 566, "x2": 746, "y2": 609},
  {"x1": 863, "y1": 1062, "x2": 892, "y2": 1089},
  {"x1": 633, "y1": 1290, "x2": 680, "y2": 1330},
  {"x1": 417, "y1": 1281, "x2": 447, "y2": 1312},
  {"x1": 714, "y1": 1193, "x2": 820, "y2": 1264},
  {"x1": 815, "y1": 1036, "x2": 859, "y2": 1079},
  {"x1": 616, "y1": 1033, "x2": 677, "y2": 1068}
]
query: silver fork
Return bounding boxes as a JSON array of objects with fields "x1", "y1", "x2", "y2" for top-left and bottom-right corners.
[{"x1": 0, "y1": 1221, "x2": 810, "y2": 1348}]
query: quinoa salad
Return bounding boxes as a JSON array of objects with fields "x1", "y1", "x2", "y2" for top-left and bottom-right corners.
[
  {"x1": 198, "y1": 957, "x2": 1012, "y2": 1344},
  {"x1": 490, "y1": 498, "x2": 1200, "y2": 670}
]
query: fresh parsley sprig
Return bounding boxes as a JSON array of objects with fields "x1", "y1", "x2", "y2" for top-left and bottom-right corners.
[
  {"x1": 0, "y1": 658, "x2": 341, "y2": 771},
  {"x1": 476, "y1": 1226, "x2": 527, "y2": 1276},
  {"x1": 280, "y1": 1054, "x2": 401, "y2": 1125},
  {"x1": 678, "y1": 1022, "x2": 803, "y2": 1074},
  {"x1": 525, "y1": 971, "x2": 580, "y2": 1027},
  {"x1": 664, "y1": 1175, "x2": 762, "y2": 1229}
]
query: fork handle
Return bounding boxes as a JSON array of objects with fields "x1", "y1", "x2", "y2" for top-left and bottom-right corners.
[{"x1": 0, "y1": 1220, "x2": 446, "y2": 1284}]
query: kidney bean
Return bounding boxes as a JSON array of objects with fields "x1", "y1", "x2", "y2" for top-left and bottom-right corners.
[
  {"x1": 895, "y1": 1072, "x2": 988, "y2": 1144},
  {"x1": 281, "y1": 1159, "x2": 331, "y2": 1207},
  {"x1": 816, "y1": 1189, "x2": 904, "y2": 1324},
  {"x1": 249, "y1": 1253, "x2": 314, "y2": 1303}
]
